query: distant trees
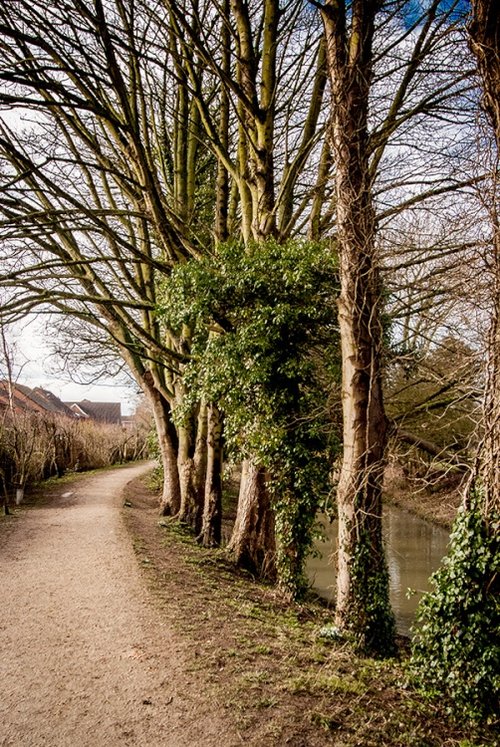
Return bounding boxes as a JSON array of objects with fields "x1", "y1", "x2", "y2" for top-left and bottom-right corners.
[
  {"x1": 0, "y1": 410, "x2": 149, "y2": 513},
  {"x1": 386, "y1": 336, "x2": 480, "y2": 481},
  {"x1": 0, "y1": 0, "x2": 196, "y2": 514},
  {"x1": 0, "y1": 322, "x2": 150, "y2": 514}
]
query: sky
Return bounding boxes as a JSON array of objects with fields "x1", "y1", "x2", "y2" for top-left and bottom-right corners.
[
  {"x1": 2, "y1": 317, "x2": 138, "y2": 415},
  {"x1": 403, "y1": 0, "x2": 470, "y2": 26},
  {"x1": 1, "y1": 0, "x2": 472, "y2": 417}
]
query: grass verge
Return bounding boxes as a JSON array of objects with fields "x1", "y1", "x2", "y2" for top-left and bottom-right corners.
[{"x1": 122, "y1": 475, "x2": 499, "y2": 747}]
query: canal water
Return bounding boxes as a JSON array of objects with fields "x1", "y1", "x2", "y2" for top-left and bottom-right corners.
[{"x1": 306, "y1": 506, "x2": 451, "y2": 635}]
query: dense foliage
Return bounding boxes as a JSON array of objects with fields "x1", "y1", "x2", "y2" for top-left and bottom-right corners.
[
  {"x1": 159, "y1": 238, "x2": 342, "y2": 594},
  {"x1": 410, "y1": 492, "x2": 500, "y2": 722}
]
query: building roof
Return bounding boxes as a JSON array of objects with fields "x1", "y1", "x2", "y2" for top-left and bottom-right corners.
[
  {"x1": 0, "y1": 383, "x2": 123, "y2": 425},
  {"x1": 0, "y1": 381, "x2": 75, "y2": 418},
  {"x1": 31, "y1": 387, "x2": 75, "y2": 418},
  {"x1": 0, "y1": 382, "x2": 42, "y2": 414},
  {"x1": 65, "y1": 399, "x2": 122, "y2": 425}
]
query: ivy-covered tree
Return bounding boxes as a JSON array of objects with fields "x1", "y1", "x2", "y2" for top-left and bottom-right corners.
[
  {"x1": 410, "y1": 0, "x2": 500, "y2": 722},
  {"x1": 160, "y1": 239, "x2": 341, "y2": 596}
]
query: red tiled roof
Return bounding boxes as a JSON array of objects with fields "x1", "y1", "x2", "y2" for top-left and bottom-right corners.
[
  {"x1": 0, "y1": 383, "x2": 123, "y2": 425},
  {"x1": 0, "y1": 381, "x2": 46, "y2": 414},
  {"x1": 0, "y1": 381, "x2": 75, "y2": 418},
  {"x1": 32, "y1": 388, "x2": 75, "y2": 418}
]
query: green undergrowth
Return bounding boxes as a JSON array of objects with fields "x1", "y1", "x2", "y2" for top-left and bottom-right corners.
[
  {"x1": 123, "y1": 476, "x2": 499, "y2": 747},
  {"x1": 410, "y1": 495, "x2": 500, "y2": 723}
]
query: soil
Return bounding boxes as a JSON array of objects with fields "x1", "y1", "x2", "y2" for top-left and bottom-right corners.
[{"x1": 1, "y1": 463, "x2": 497, "y2": 746}]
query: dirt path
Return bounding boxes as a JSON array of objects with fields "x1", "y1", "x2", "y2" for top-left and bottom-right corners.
[{"x1": 0, "y1": 463, "x2": 237, "y2": 747}]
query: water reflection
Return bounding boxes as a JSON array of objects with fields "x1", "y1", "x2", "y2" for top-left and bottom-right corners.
[{"x1": 306, "y1": 506, "x2": 450, "y2": 636}]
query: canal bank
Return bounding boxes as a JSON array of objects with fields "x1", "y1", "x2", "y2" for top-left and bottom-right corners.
[{"x1": 383, "y1": 463, "x2": 463, "y2": 530}]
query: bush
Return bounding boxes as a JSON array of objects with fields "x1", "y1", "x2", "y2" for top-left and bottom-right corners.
[
  {"x1": 159, "y1": 238, "x2": 341, "y2": 596},
  {"x1": 409, "y1": 493, "x2": 500, "y2": 723}
]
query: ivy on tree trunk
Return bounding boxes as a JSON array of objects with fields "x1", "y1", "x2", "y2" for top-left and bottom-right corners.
[{"x1": 321, "y1": 0, "x2": 396, "y2": 655}]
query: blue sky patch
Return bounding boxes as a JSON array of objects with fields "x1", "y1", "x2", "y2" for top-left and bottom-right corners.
[{"x1": 403, "y1": 0, "x2": 470, "y2": 27}]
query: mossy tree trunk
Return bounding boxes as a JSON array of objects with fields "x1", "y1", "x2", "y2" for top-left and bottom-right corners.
[{"x1": 321, "y1": 0, "x2": 396, "y2": 655}]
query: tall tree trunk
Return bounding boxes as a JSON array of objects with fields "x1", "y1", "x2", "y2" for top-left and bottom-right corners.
[
  {"x1": 198, "y1": 404, "x2": 223, "y2": 547},
  {"x1": 322, "y1": 0, "x2": 396, "y2": 655},
  {"x1": 193, "y1": 400, "x2": 209, "y2": 506},
  {"x1": 479, "y1": 230, "x2": 500, "y2": 518},
  {"x1": 469, "y1": 0, "x2": 500, "y2": 139},
  {"x1": 231, "y1": 0, "x2": 278, "y2": 241},
  {"x1": 227, "y1": 460, "x2": 276, "y2": 578},
  {"x1": 146, "y1": 385, "x2": 181, "y2": 516},
  {"x1": 117, "y1": 339, "x2": 182, "y2": 518},
  {"x1": 408, "y1": 4, "x2": 500, "y2": 722},
  {"x1": 177, "y1": 419, "x2": 202, "y2": 529},
  {"x1": 469, "y1": 0, "x2": 500, "y2": 520},
  {"x1": 215, "y1": 0, "x2": 231, "y2": 245},
  {"x1": 224, "y1": 0, "x2": 278, "y2": 571}
]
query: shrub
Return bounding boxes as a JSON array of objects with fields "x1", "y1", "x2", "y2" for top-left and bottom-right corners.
[
  {"x1": 159, "y1": 238, "x2": 341, "y2": 596},
  {"x1": 0, "y1": 409, "x2": 150, "y2": 503},
  {"x1": 409, "y1": 493, "x2": 500, "y2": 723}
]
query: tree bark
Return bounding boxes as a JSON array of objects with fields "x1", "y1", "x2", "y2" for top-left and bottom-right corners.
[
  {"x1": 215, "y1": 0, "x2": 231, "y2": 245},
  {"x1": 193, "y1": 400, "x2": 209, "y2": 508},
  {"x1": 220, "y1": 1, "x2": 279, "y2": 570},
  {"x1": 144, "y1": 381, "x2": 181, "y2": 516},
  {"x1": 478, "y1": 242, "x2": 500, "y2": 519},
  {"x1": 198, "y1": 404, "x2": 223, "y2": 547},
  {"x1": 322, "y1": 0, "x2": 396, "y2": 654},
  {"x1": 231, "y1": 0, "x2": 278, "y2": 240},
  {"x1": 227, "y1": 460, "x2": 276, "y2": 578},
  {"x1": 469, "y1": 0, "x2": 500, "y2": 520},
  {"x1": 469, "y1": 1, "x2": 500, "y2": 140},
  {"x1": 177, "y1": 419, "x2": 202, "y2": 529}
]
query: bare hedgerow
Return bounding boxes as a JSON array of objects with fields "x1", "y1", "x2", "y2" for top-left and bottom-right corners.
[{"x1": 0, "y1": 410, "x2": 149, "y2": 507}]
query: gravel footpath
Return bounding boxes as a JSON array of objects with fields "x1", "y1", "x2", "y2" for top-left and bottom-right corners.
[{"x1": 0, "y1": 463, "x2": 235, "y2": 747}]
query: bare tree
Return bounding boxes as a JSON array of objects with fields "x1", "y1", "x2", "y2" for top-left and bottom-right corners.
[
  {"x1": 0, "y1": 0, "x2": 206, "y2": 514},
  {"x1": 406, "y1": 3, "x2": 500, "y2": 721},
  {"x1": 0, "y1": 1, "x2": 490, "y2": 614},
  {"x1": 319, "y1": 0, "x2": 396, "y2": 654},
  {"x1": 316, "y1": 0, "x2": 484, "y2": 653}
]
